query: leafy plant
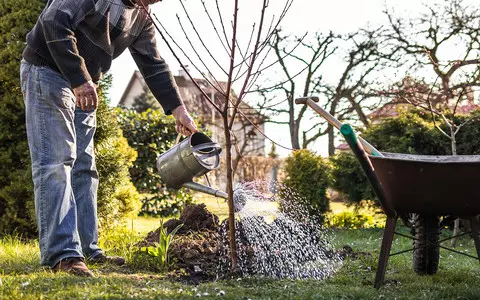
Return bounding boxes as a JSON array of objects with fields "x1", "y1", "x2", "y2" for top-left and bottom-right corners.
[
  {"x1": 141, "y1": 219, "x2": 183, "y2": 269},
  {"x1": 280, "y1": 149, "x2": 331, "y2": 223},
  {"x1": 325, "y1": 211, "x2": 377, "y2": 229},
  {"x1": 362, "y1": 109, "x2": 448, "y2": 155},
  {"x1": 115, "y1": 108, "x2": 195, "y2": 216},
  {"x1": 98, "y1": 222, "x2": 143, "y2": 264}
]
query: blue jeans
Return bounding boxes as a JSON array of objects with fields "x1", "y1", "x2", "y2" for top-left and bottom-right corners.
[{"x1": 20, "y1": 60, "x2": 102, "y2": 267}]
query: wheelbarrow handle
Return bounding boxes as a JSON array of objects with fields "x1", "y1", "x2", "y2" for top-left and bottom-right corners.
[
  {"x1": 295, "y1": 96, "x2": 383, "y2": 157},
  {"x1": 340, "y1": 124, "x2": 395, "y2": 217}
]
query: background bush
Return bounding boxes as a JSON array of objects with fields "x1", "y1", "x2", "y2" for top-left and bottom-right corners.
[
  {"x1": 325, "y1": 211, "x2": 376, "y2": 229},
  {"x1": 330, "y1": 109, "x2": 480, "y2": 206},
  {"x1": 329, "y1": 152, "x2": 376, "y2": 206},
  {"x1": 445, "y1": 110, "x2": 480, "y2": 155},
  {"x1": 95, "y1": 76, "x2": 142, "y2": 229},
  {"x1": 0, "y1": 0, "x2": 46, "y2": 237},
  {"x1": 280, "y1": 149, "x2": 331, "y2": 223},
  {"x1": 115, "y1": 108, "x2": 194, "y2": 217},
  {"x1": 0, "y1": 0, "x2": 141, "y2": 235},
  {"x1": 362, "y1": 109, "x2": 448, "y2": 155}
]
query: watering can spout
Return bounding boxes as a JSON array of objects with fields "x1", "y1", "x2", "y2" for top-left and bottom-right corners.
[{"x1": 182, "y1": 181, "x2": 228, "y2": 200}]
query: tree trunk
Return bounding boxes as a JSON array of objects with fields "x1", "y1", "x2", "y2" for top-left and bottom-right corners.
[
  {"x1": 223, "y1": 117, "x2": 238, "y2": 271},
  {"x1": 450, "y1": 128, "x2": 457, "y2": 156},
  {"x1": 328, "y1": 124, "x2": 335, "y2": 156},
  {"x1": 450, "y1": 127, "x2": 460, "y2": 247},
  {"x1": 291, "y1": 119, "x2": 300, "y2": 149}
]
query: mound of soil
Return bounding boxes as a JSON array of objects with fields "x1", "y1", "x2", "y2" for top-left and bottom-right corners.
[
  {"x1": 137, "y1": 203, "x2": 371, "y2": 282},
  {"x1": 137, "y1": 204, "x2": 224, "y2": 281},
  {"x1": 139, "y1": 203, "x2": 219, "y2": 245}
]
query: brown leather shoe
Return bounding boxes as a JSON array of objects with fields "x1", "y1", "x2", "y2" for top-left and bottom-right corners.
[
  {"x1": 89, "y1": 253, "x2": 126, "y2": 266},
  {"x1": 53, "y1": 257, "x2": 94, "y2": 277}
]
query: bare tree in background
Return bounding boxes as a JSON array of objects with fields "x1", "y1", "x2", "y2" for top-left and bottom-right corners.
[
  {"x1": 383, "y1": 0, "x2": 480, "y2": 246},
  {"x1": 320, "y1": 28, "x2": 400, "y2": 155},
  {"x1": 139, "y1": 0, "x2": 293, "y2": 270},
  {"x1": 254, "y1": 28, "x2": 399, "y2": 155},
  {"x1": 384, "y1": 0, "x2": 480, "y2": 154},
  {"x1": 255, "y1": 30, "x2": 337, "y2": 150}
]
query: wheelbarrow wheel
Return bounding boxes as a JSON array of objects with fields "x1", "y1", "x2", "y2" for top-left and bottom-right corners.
[{"x1": 412, "y1": 214, "x2": 440, "y2": 275}]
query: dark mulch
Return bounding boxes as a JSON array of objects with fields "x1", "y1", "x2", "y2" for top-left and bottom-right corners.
[
  {"x1": 137, "y1": 203, "x2": 371, "y2": 283},
  {"x1": 137, "y1": 204, "x2": 224, "y2": 282}
]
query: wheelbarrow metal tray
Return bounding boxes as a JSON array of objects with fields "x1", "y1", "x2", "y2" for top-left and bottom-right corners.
[{"x1": 370, "y1": 153, "x2": 480, "y2": 216}]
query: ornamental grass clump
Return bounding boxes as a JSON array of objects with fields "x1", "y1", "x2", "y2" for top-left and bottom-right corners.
[{"x1": 141, "y1": 219, "x2": 183, "y2": 269}]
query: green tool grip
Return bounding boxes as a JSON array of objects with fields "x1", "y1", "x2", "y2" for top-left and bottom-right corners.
[
  {"x1": 340, "y1": 124, "x2": 395, "y2": 217},
  {"x1": 340, "y1": 124, "x2": 383, "y2": 157}
]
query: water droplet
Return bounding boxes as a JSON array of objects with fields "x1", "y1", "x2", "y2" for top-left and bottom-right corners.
[{"x1": 218, "y1": 180, "x2": 341, "y2": 280}]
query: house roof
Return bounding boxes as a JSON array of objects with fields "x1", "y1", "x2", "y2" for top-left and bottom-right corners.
[
  {"x1": 368, "y1": 98, "x2": 479, "y2": 122},
  {"x1": 368, "y1": 101, "x2": 480, "y2": 122},
  {"x1": 369, "y1": 78, "x2": 479, "y2": 122},
  {"x1": 118, "y1": 71, "x2": 144, "y2": 107},
  {"x1": 118, "y1": 71, "x2": 266, "y2": 123},
  {"x1": 336, "y1": 143, "x2": 351, "y2": 151},
  {"x1": 367, "y1": 102, "x2": 410, "y2": 120}
]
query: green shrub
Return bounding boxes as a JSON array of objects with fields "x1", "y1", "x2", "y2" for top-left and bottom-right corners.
[
  {"x1": 115, "y1": 108, "x2": 194, "y2": 217},
  {"x1": 94, "y1": 124, "x2": 141, "y2": 228},
  {"x1": 325, "y1": 211, "x2": 376, "y2": 229},
  {"x1": 91, "y1": 76, "x2": 142, "y2": 230},
  {"x1": 329, "y1": 152, "x2": 376, "y2": 205},
  {"x1": 448, "y1": 110, "x2": 480, "y2": 155},
  {"x1": 0, "y1": 0, "x2": 48, "y2": 237},
  {"x1": 362, "y1": 110, "x2": 448, "y2": 155},
  {"x1": 280, "y1": 149, "x2": 331, "y2": 222},
  {"x1": 326, "y1": 200, "x2": 384, "y2": 229}
]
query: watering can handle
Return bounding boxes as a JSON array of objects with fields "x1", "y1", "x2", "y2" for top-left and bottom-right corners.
[
  {"x1": 295, "y1": 96, "x2": 383, "y2": 157},
  {"x1": 175, "y1": 133, "x2": 182, "y2": 145},
  {"x1": 192, "y1": 142, "x2": 222, "y2": 171},
  {"x1": 191, "y1": 142, "x2": 222, "y2": 154}
]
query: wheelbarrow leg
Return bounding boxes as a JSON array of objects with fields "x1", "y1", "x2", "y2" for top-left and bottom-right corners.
[
  {"x1": 374, "y1": 216, "x2": 397, "y2": 289},
  {"x1": 469, "y1": 217, "x2": 480, "y2": 262}
]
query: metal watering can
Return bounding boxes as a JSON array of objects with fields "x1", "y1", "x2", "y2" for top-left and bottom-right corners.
[{"x1": 156, "y1": 132, "x2": 228, "y2": 199}]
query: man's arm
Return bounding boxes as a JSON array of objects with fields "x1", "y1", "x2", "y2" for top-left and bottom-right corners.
[
  {"x1": 41, "y1": 0, "x2": 97, "y2": 110},
  {"x1": 129, "y1": 19, "x2": 197, "y2": 134},
  {"x1": 129, "y1": 19, "x2": 184, "y2": 115},
  {"x1": 41, "y1": 0, "x2": 94, "y2": 88}
]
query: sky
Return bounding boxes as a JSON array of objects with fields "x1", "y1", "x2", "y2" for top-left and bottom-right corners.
[{"x1": 107, "y1": 0, "x2": 440, "y2": 156}]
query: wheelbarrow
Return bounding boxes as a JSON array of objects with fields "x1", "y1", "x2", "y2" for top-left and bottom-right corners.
[{"x1": 296, "y1": 97, "x2": 480, "y2": 288}]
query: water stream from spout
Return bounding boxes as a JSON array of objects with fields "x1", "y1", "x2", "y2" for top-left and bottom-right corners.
[{"x1": 218, "y1": 180, "x2": 341, "y2": 279}]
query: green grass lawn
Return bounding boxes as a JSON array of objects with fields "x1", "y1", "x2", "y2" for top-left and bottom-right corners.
[
  {"x1": 2, "y1": 219, "x2": 480, "y2": 299},
  {"x1": 193, "y1": 193, "x2": 229, "y2": 221},
  {"x1": 1, "y1": 197, "x2": 479, "y2": 299}
]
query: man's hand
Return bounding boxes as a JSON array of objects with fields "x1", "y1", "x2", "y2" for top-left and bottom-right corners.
[
  {"x1": 74, "y1": 81, "x2": 98, "y2": 111},
  {"x1": 172, "y1": 105, "x2": 198, "y2": 136}
]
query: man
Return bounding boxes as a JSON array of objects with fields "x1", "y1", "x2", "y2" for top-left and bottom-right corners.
[{"x1": 20, "y1": 0, "x2": 198, "y2": 277}]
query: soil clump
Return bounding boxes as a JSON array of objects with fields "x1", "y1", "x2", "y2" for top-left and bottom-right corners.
[{"x1": 137, "y1": 203, "x2": 368, "y2": 282}]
